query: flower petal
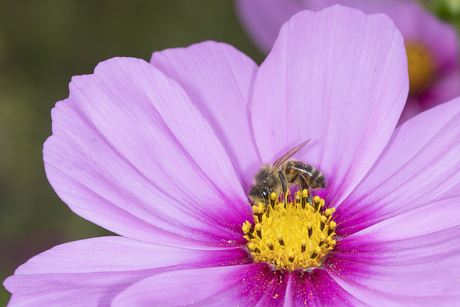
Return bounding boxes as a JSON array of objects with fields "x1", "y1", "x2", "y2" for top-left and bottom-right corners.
[
  {"x1": 234, "y1": 0, "x2": 303, "y2": 53},
  {"x1": 44, "y1": 57, "x2": 252, "y2": 248},
  {"x1": 337, "y1": 98, "x2": 460, "y2": 235},
  {"x1": 327, "y1": 261, "x2": 460, "y2": 306},
  {"x1": 310, "y1": 1, "x2": 460, "y2": 98},
  {"x1": 251, "y1": 6, "x2": 408, "y2": 207},
  {"x1": 397, "y1": 97, "x2": 422, "y2": 126},
  {"x1": 337, "y1": 197, "x2": 460, "y2": 255},
  {"x1": 112, "y1": 263, "x2": 289, "y2": 307},
  {"x1": 323, "y1": 197, "x2": 460, "y2": 305},
  {"x1": 150, "y1": 41, "x2": 261, "y2": 191},
  {"x1": 370, "y1": 1, "x2": 459, "y2": 73},
  {"x1": 4, "y1": 236, "x2": 250, "y2": 307},
  {"x1": 419, "y1": 72, "x2": 460, "y2": 111},
  {"x1": 284, "y1": 269, "x2": 365, "y2": 306}
]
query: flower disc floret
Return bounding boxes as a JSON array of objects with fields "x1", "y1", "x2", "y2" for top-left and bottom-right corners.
[
  {"x1": 243, "y1": 189, "x2": 337, "y2": 272},
  {"x1": 405, "y1": 42, "x2": 436, "y2": 96}
]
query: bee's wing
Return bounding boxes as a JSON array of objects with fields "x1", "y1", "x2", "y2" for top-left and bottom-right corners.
[{"x1": 272, "y1": 139, "x2": 311, "y2": 169}]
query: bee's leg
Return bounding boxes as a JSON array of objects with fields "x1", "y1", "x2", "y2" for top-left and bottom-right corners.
[
  {"x1": 291, "y1": 174, "x2": 313, "y2": 205},
  {"x1": 306, "y1": 193, "x2": 313, "y2": 207},
  {"x1": 278, "y1": 171, "x2": 287, "y2": 196},
  {"x1": 265, "y1": 187, "x2": 276, "y2": 209}
]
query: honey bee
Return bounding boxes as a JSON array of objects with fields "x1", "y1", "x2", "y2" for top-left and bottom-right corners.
[{"x1": 248, "y1": 139, "x2": 326, "y2": 204}]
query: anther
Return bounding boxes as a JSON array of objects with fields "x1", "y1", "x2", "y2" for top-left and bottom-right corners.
[
  {"x1": 325, "y1": 208, "x2": 334, "y2": 216},
  {"x1": 301, "y1": 239, "x2": 307, "y2": 253},
  {"x1": 255, "y1": 223, "x2": 262, "y2": 239},
  {"x1": 311, "y1": 247, "x2": 320, "y2": 259},
  {"x1": 266, "y1": 239, "x2": 274, "y2": 251},
  {"x1": 318, "y1": 199, "x2": 325, "y2": 212},
  {"x1": 307, "y1": 222, "x2": 313, "y2": 238},
  {"x1": 302, "y1": 189, "x2": 309, "y2": 198},
  {"x1": 277, "y1": 234, "x2": 284, "y2": 246},
  {"x1": 328, "y1": 221, "x2": 337, "y2": 236},
  {"x1": 320, "y1": 216, "x2": 327, "y2": 231},
  {"x1": 288, "y1": 251, "x2": 295, "y2": 263},
  {"x1": 242, "y1": 221, "x2": 251, "y2": 234}
]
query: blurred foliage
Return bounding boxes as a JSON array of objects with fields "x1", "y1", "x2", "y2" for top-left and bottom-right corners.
[
  {"x1": 0, "y1": 1, "x2": 263, "y2": 304},
  {"x1": 423, "y1": 0, "x2": 460, "y2": 28},
  {"x1": 0, "y1": 0, "x2": 459, "y2": 306}
]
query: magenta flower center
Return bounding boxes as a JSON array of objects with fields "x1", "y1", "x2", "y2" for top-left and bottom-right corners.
[
  {"x1": 405, "y1": 42, "x2": 436, "y2": 96},
  {"x1": 242, "y1": 189, "x2": 337, "y2": 272}
]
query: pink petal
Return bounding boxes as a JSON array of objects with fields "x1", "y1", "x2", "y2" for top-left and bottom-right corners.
[
  {"x1": 337, "y1": 97, "x2": 460, "y2": 235},
  {"x1": 44, "y1": 57, "x2": 252, "y2": 248},
  {"x1": 323, "y1": 197, "x2": 460, "y2": 304},
  {"x1": 234, "y1": 0, "x2": 303, "y2": 53},
  {"x1": 419, "y1": 72, "x2": 460, "y2": 111},
  {"x1": 327, "y1": 262, "x2": 460, "y2": 306},
  {"x1": 309, "y1": 1, "x2": 460, "y2": 105},
  {"x1": 337, "y1": 197, "x2": 460, "y2": 255},
  {"x1": 285, "y1": 269, "x2": 365, "y2": 306},
  {"x1": 4, "y1": 237, "x2": 250, "y2": 307},
  {"x1": 397, "y1": 97, "x2": 423, "y2": 126},
  {"x1": 251, "y1": 6, "x2": 408, "y2": 208},
  {"x1": 150, "y1": 41, "x2": 261, "y2": 191},
  {"x1": 308, "y1": 0, "x2": 457, "y2": 57},
  {"x1": 112, "y1": 263, "x2": 289, "y2": 307},
  {"x1": 374, "y1": 1, "x2": 459, "y2": 73}
]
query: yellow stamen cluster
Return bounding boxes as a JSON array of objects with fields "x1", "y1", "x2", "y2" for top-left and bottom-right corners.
[
  {"x1": 243, "y1": 189, "x2": 337, "y2": 272},
  {"x1": 405, "y1": 42, "x2": 436, "y2": 96}
]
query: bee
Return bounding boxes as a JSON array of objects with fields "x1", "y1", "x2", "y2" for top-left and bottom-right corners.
[{"x1": 248, "y1": 139, "x2": 326, "y2": 204}]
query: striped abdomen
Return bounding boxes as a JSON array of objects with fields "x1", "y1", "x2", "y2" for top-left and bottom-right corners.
[{"x1": 283, "y1": 160, "x2": 326, "y2": 190}]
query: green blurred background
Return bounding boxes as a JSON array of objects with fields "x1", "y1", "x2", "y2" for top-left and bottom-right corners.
[{"x1": 0, "y1": 0, "x2": 458, "y2": 305}]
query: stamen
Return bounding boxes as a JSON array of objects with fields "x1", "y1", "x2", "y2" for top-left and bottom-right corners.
[
  {"x1": 242, "y1": 189, "x2": 337, "y2": 271},
  {"x1": 405, "y1": 42, "x2": 436, "y2": 96}
]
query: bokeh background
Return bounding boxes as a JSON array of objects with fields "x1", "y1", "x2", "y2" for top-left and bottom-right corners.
[{"x1": 0, "y1": 0, "x2": 458, "y2": 305}]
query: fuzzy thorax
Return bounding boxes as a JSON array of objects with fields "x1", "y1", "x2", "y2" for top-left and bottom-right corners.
[{"x1": 242, "y1": 189, "x2": 336, "y2": 272}]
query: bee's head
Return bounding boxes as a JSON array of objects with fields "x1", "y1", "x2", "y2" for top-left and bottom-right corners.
[{"x1": 248, "y1": 186, "x2": 270, "y2": 204}]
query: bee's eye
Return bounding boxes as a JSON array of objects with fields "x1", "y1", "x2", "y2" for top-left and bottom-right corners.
[{"x1": 260, "y1": 189, "x2": 269, "y2": 198}]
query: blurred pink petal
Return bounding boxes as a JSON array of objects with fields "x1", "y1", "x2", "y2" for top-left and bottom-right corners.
[
  {"x1": 235, "y1": 0, "x2": 303, "y2": 53},
  {"x1": 419, "y1": 71, "x2": 460, "y2": 110}
]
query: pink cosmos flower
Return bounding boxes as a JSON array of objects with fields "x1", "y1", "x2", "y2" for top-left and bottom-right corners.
[
  {"x1": 235, "y1": 0, "x2": 460, "y2": 124},
  {"x1": 4, "y1": 6, "x2": 460, "y2": 306}
]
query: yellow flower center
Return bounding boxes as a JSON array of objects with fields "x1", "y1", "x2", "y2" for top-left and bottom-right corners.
[
  {"x1": 242, "y1": 189, "x2": 336, "y2": 272},
  {"x1": 405, "y1": 42, "x2": 436, "y2": 96}
]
